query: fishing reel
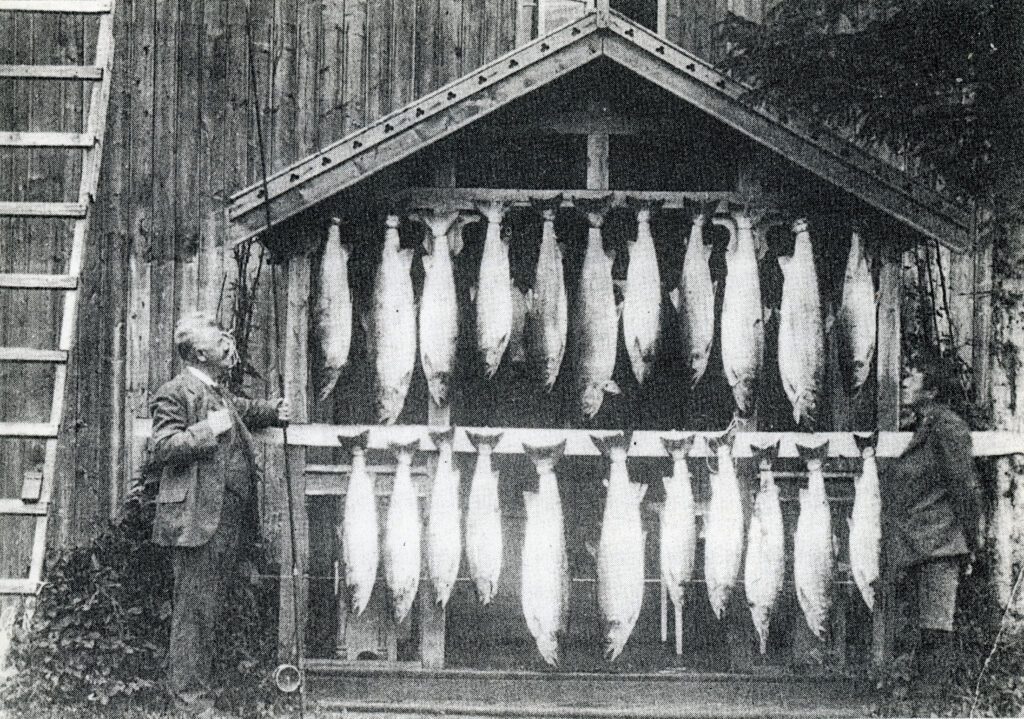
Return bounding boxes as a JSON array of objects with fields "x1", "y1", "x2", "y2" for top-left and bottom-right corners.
[{"x1": 273, "y1": 663, "x2": 302, "y2": 693}]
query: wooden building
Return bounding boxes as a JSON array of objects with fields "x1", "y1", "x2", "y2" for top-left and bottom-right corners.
[{"x1": 0, "y1": 0, "x2": 1017, "y2": 715}]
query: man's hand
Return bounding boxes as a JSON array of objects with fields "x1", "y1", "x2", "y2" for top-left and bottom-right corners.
[
  {"x1": 207, "y1": 408, "x2": 233, "y2": 436},
  {"x1": 276, "y1": 398, "x2": 292, "y2": 425}
]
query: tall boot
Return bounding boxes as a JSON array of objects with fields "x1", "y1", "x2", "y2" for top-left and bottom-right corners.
[{"x1": 913, "y1": 628, "x2": 955, "y2": 701}]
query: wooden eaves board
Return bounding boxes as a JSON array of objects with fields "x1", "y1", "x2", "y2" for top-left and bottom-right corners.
[{"x1": 227, "y1": 10, "x2": 972, "y2": 251}]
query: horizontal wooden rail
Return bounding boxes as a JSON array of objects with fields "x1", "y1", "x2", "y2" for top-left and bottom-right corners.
[
  {"x1": 0, "y1": 579, "x2": 39, "y2": 595},
  {"x1": 0, "y1": 347, "x2": 67, "y2": 362},
  {"x1": 132, "y1": 419, "x2": 1024, "y2": 459},
  {"x1": 0, "y1": 132, "x2": 95, "y2": 147},
  {"x1": 0, "y1": 273, "x2": 77, "y2": 289},
  {"x1": 0, "y1": 422, "x2": 58, "y2": 438},
  {"x1": 0, "y1": 0, "x2": 112, "y2": 12},
  {"x1": 0, "y1": 202, "x2": 87, "y2": 218},
  {"x1": 391, "y1": 188, "x2": 748, "y2": 212},
  {"x1": 0, "y1": 64, "x2": 103, "y2": 80},
  {"x1": 0, "y1": 499, "x2": 48, "y2": 516}
]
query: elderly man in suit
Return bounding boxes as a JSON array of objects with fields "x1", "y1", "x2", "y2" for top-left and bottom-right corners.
[{"x1": 150, "y1": 311, "x2": 290, "y2": 715}]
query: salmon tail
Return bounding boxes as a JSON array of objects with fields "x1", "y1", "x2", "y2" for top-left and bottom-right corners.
[
  {"x1": 387, "y1": 440, "x2": 420, "y2": 460},
  {"x1": 529, "y1": 194, "x2": 563, "y2": 215},
  {"x1": 592, "y1": 431, "x2": 631, "y2": 456},
  {"x1": 707, "y1": 428, "x2": 736, "y2": 455},
  {"x1": 523, "y1": 440, "x2": 567, "y2": 468},
  {"x1": 428, "y1": 426, "x2": 456, "y2": 448},
  {"x1": 853, "y1": 431, "x2": 878, "y2": 454},
  {"x1": 660, "y1": 433, "x2": 696, "y2": 457},
  {"x1": 752, "y1": 439, "x2": 779, "y2": 469},
  {"x1": 795, "y1": 440, "x2": 829, "y2": 464},
  {"x1": 467, "y1": 430, "x2": 503, "y2": 451},
  {"x1": 337, "y1": 430, "x2": 371, "y2": 455},
  {"x1": 318, "y1": 368, "x2": 343, "y2": 403}
]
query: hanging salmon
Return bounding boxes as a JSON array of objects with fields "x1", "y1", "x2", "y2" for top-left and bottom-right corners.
[
  {"x1": 718, "y1": 212, "x2": 764, "y2": 416},
  {"x1": 339, "y1": 431, "x2": 376, "y2": 616},
  {"x1": 778, "y1": 218, "x2": 825, "y2": 428},
  {"x1": 573, "y1": 197, "x2": 620, "y2": 419},
  {"x1": 521, "y1": 441, "x2": 570, "y2": 667},
  {"x1": 659, "y1": 433, "x2": 697, "y2": 656},
  {"x1": 623, "y1": 199, "x2": 663, "y2": 385},
  {"x1": 704, "y1": 431, "x2": 745, "y2": 620},
  {"x1": 528, "y1": 196, "x2": 568, "y2": 390},
  {"x1": 370, "y1": 215, "x2": 417, "y2": 424},
  {"x1": 793, "y1": 442, "x2": 834, "y2": 640},
  {"x1": 414, "y1": 211, "x2": 466, "y2": 408},
  {"x1": 475, "y1": 200, "x2": 513, "y2": 378},
  {"x1": 317, "y1": 217, "x2": 353, "y2": 402},
  {"x1": 595, "y1": 432, "x2": 648, "y2": 661},
  {"x1": 385, "y1": 440, "x2": 422, "y2": 622},
  {"x1": 849, "y1": 433, "x2": 881, "y2": 611},
  {"x1": 427, "y1": 428, "x2": 462, "y2": 608},
  {"x1": 465, "y1": 431, "x2": 504, "y2": 605},
  {"x1": 837, "y1": 231, "x2": 877, "y2": 396},
  {"x1": 670, "y1": 211, "x2": 715, "y2": 388},
  {"x1": 744, "y1": 441, "x2": 785, "y2": 655}
]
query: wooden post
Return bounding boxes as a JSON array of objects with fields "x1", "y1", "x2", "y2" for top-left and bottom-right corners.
[
  {"x1": 587, "y1": 133, "x2": 610, "y2": 190},
  {"x1": 279, "y1": 253, "x2": 311, "y2": 672},
  {"x1": 872, "y1": 237, "x2": 902, "y2": 676}
]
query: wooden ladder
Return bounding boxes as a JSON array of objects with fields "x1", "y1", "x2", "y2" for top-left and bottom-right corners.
[{"x1": 0, "y1": 0, "x2": 117, "y2": 595}]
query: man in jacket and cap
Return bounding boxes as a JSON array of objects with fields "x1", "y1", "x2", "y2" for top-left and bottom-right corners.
[{"x1": 150, "y1": 311, "x2": 290, "y2": 715}]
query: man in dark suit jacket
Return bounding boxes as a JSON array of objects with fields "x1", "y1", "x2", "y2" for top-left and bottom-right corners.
[{"x1": 150, "y1": 311, "x2": 290, "y2": 715}]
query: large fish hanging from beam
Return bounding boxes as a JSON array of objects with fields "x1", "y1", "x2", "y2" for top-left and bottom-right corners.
[
  {"x1": 623, "y1": 199, "x2": 663, "y2": 385},
  {"x1": 837, "y1": 231, "x2": 877, "y2": 396},
  {"x1": 659, "y1": 433, "x2": 697, "y2": 656},
  {"x1": 704, "y1": 431, "x2": 745, "y2": 620},
  {"x1": 718, "y1": 212, "x2": 764, "y2": 417},
  {"x1": 573, "y1": 197, "x2": 620, "y2": 419},
  {"x1": 595, "y1": 432, "x2": 648, "y2": 661},
  {"x1": 527, "y1": 196, "x2": 568, "y2": 390},
  {"x1": 414, "y1": 210, "x2": 470, "y2": 408},
  {"x1": 385, "y1": 441, "x2": 422, "y2": 623},
  {"x1": 465, "y1": 431, "x2": 504, "y2": 605},
  {"x1": 778, "y1": 219, "x2": 825, "y2": 428},
  {"x1": 370, "y1": 215, "x2": 416, "y2": 424},
  {"x1": 521, "y1": 442, "x2": 570, "y2": 667},
  {"x1": 475, "y1": 200, "x2": 513, "y2": 378},
  {"x1": 744, "y1": 441, "x2": 785, "y2": 655},
  {"x1": 849, "y1": 433, "x2": 881, "y2": 611},
  {"x1": 793, "y1": 442, "x2": 834, "y2": 640},
  {"x1": 427, "y1": 428, "x2": 462, "y2": 608},
  {"x1": 317, "y1": 218, "x2": 352, "y2": 402},
  {"x1": 671, "y1": 211, "x2": 715, "y2": 389},
  {"x1": 339, "y1": 431, "x2": 376, "y2": 616}
]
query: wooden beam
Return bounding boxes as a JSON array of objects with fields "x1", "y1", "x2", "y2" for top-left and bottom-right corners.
[
  {"x1": 0, "y1": 64, "x2": 103, "y2": 80},
  {"x1": 228, "y1": 15, "x2": 602, "y2": 241},
  {"x1": 587, "y1": 133, "x2": 610, "y2": 189},
  {"x1": 0, "y1": 273, "x2": 77, "y2": 289},
  {"x1": 0, "y1": 202, "x2": 87, "y2": 218},
  {"x1": 392, "y1": 188, "x2": 743, "y2": 213},
  {"x1": 0, "y1": 0, "x2": 112, "y2": 11},
  {"x1": 0, "y1": 580, "x2": 38, "y2": 595},
  {"x1": 0, "y1": 500, "x2": 48, "y2": 516},
  {"x1": 973, "y1": 204, "x2": 994, "y2": 411},
  {"x1": 0, "y1": 348, "x2": 68, "y2": 363},
  {"x1": 600, "y1": 19, "x2": 971, "y2": 250},
  {"x1": 0, "y1": 132, "x2": 95, "y2": 148},
  {"x1": 0, "y1": 423, "x2": 58, "y2": 439}
]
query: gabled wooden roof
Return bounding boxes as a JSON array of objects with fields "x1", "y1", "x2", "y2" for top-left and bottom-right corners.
[{"x1": 228, "y1": 9, "x2": 972, "y2": 250}]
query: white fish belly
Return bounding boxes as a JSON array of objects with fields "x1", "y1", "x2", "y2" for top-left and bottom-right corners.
[
  {"x1": 419, "y1": 248, "x2": 459, "y2": 406},
  {"x1": 465, "y1": 462, "x2": 503, "y2": 604},
  {"x1": 385, "y1": 473, "x2": 421, "y2": 622},
  {"x1": 848, "y1": 458, "x2": 881, "y2": 610},
  {"x1": 660, "y1": 482, "x2": 696, "y2": 608},
  {"x1": 794, "y1": 489, "x2": 833, "y2": 639},
  {"x1": 427, "y1": 466, "x2": 462, "y2": 607},
  {"x1": 531, "y1": 237, "x2": 568, "y2": 388},
  {"x1": 704, "y1": 465, "x2": 745, "y2": 619},
  {"x1": 373, "y1": 257, "x2": 416, "y2": 424},
  {"x1": 343, "y1": 465, "x2": 379, "y2": 616},
  {"x1": 743, "y1": 484, "x2": 785, "y2": 653},
  {"x1": 721, "y1": 254, "x2": 763, "y2": 413},
  {"x1": 623, "y1": 235, "x2": 662, "y2": 384},
  {"x1": 521, "y1": 492, "x2": 566, "y2": 666},
  {"x1": 477, "y1": 236, "x2": 513, "y2": 376},
  {"x1": 574, "y1": 241, "x2": 618, "y2": 417}
]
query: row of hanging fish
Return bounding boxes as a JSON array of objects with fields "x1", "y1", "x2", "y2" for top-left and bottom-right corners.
[
  {"x1": 315, "y1": 206, "x2": 878, "y2": 426},
  {"x1": 338, "y1": 428, "x2": 881, "y2": 663}
]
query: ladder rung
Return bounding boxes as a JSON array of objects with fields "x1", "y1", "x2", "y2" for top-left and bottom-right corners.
[
  {"x1": 0, "y1": 1, "x2": 112, "y2": 12},
  {"x1": 0, "y1": 202, "x2": 87, "y2": 217},
  {"x1": 0, "y1": 347, "x2": 68, "y2": 362},
  {"x1": 0, "y1": 499, "x2": 47, "y2": 516},
  {"x1": 0, "y1": 132, "x2": 95, "y2": 148},
  {"x1": 0, "y1": 64, "x2": 103, "y2": 80},
  {"x1": 0, "y1": 273, "x2": 77, "y2": 289},
  {"x1": 0, "y1": 422, "x2": 58, "y2": 438},
  {"x1": 0, "y1": 579, "x2": 39, "y2": 595}
]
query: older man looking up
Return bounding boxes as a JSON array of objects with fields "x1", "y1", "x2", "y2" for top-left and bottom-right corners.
[{"x1": 149, "y1": 311, "x2": 290, "y2": 715}]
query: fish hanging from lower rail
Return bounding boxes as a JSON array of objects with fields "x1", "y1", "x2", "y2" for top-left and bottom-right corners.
[
  {"x1": 465, "y1": 431, "x2": 504, "y2": 605},
  {"x1": 316, "y1": 218, "x2": 352, "y2": 402},
  {"x1": 521, "y1": 441, "x2": 569, "y2": 667},
  {"x1": 849, "y1": 433, "x2": 881, "y2": 611},
  {"x1": 339, "y1": 431, "x2": 376, "y2": 616},
  {"x1": 385, "y1": 441, "x2": 422, "y2": 623},
  {"x1": 659, "y1": 433, "x2": 697, "y2": 656},
  {"x1": 744, "y1": 441, "x2": 785, "y2": 655},
  {"x1": 704, "y1": 430, "x2": 745, "y2": 620},
  {"x1": 793, "y1": 441, "x2": 834, "y2": 640},
  {"x1": 427, "y1": 428, "x2": 462, "y2": 608}
]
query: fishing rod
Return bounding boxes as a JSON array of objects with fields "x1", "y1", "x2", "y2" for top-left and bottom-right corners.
[{"x1": 244, "y1": 6, "x2": 306, "y2": 714}]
